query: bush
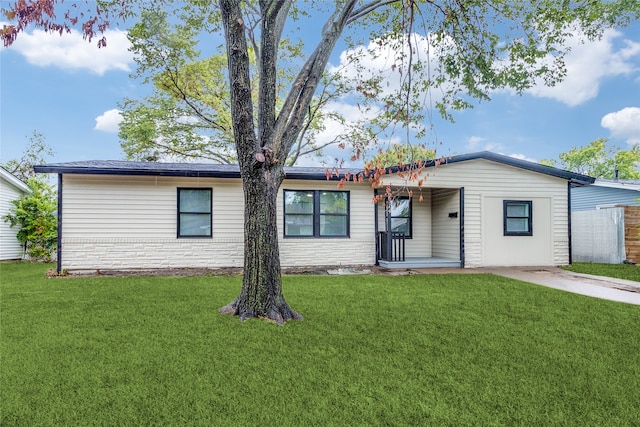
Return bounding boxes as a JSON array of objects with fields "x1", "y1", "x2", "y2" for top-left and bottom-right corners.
[{"x1": 3, "y1": 178, "x2": 57, "y2": 262}]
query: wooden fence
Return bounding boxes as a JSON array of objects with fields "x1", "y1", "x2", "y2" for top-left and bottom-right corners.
[{"x1": 624, "y1": 206, "x2": 640, "y2": 263}]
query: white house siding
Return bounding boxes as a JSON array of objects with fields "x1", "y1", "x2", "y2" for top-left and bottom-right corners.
[
  {"x1": 482, "y1": 196, "x2": 553, "y2": 266},
  {"x1": 463, "y1": 193, "x2": 483, "y2": 267},
  {"x1": 431, "y1": 188, "x2": 460, "y2": 259},
  {"x1": 407, "y1": 192, "x2": 432, "y2": 257},
  {"x1": 61, "y1": 174, "x2": 376, "y2": 271},
  {"x1": 278, "y1": 180, "x2": 376, "y2": 267},
  {"x1": 61, "y1": 174, "x2": 246, "y2": 271},
  {"x1": 0, "y1": 175, "x2": 28, "y2": 260},
  {"x1": 379, "y1": 159, "x2": 570, "y2": 267}
]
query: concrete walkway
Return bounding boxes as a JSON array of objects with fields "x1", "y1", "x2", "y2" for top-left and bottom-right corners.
[
  {"x1": 481, "y1": 267, "x2": 640, "y2": 305},
  {"x1": 406, "y1": 266, "x2": 640, "y2": 305}
]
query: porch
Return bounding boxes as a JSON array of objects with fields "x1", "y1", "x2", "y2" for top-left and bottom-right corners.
[
  {"x1": 378, "y1": 256, "x2": 461, "y2": 269},
  {"x1": 374, "y1": 187, "x2": 464, "y2": 269}
]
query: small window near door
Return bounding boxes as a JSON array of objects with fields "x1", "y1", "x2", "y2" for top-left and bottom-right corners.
[
  {"x1": 388, "y1": 197, "x2": 412, "y2": 238},
  {"x1": 503, "y1": 200, "x2": 532, "y2": 236},
  {"x1": 178, "y1": 188, "x2": 212, "y2": 238}
]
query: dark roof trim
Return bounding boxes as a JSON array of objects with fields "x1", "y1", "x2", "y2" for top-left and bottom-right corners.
[
  {"x1": 385, "y1": 151, "x2": 595, "y2": 185},
  {"x1": 34, "y1": 151, "x2": 595, "y2": 185},
  {"x1": 34, "y1": 160, "x2": 345, "y2": 181}
]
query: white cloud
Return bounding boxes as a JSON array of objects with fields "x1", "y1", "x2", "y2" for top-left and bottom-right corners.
[
  {"x1": 2, "y1": 25, "x2": 133, "y2": 75},
  {"x1": 465, "y1": 135, "x2": 503, "y2": 153},
  {"x1": 315, "y1": 102, "x2": 381, "y2": 142},
  {"x1": 330, "y1": 28, "x2": 640, "y2": 111},
  {"x1": 601, "y1": 107, "x2": 640, "y2": 145},
  {"x1": 508, "y1": 153, "x2": 537, "y2": 163},
  {"x1": 466, "y1": 136, "x2": 485, "y2": 150},
  {"x1": 328, "y1": 33, "x2": 452, "y2": 103},
  {"x1": 95, "y1": 109, "x2": 123, "y2": 133},
  {"x1": 465, "y1": 137, "x2": 537, "y2": 161},
  {"x1": 526, "y1": 29, "x2": 640, "y2": 106},
  {"x1": 295, "y1": 101, "x2": 387, "y2": 167}
]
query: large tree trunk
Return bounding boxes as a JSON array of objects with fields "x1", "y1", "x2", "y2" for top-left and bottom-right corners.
[
  {"x1": 219, "y1": 165, "x2": 302, "y2": 324},
  {"x1": 218, "y1": 0, "x2": 355, "y2": 324}
]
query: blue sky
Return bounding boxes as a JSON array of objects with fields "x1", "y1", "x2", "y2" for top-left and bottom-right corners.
[{"x1": 1, "y1": 11, "x2": 639, "y2": 168}]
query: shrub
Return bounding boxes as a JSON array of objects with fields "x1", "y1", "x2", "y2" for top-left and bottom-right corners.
[{"x1": 3, "y1": 178, "x2": 57, "y2": 262}]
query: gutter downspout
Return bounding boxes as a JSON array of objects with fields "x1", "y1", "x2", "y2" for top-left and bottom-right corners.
[
  {"x1": 57, "y1": 173, "x2": 63, "y2": 274},
  {"x1": 459, "y1": 187, "x2": 465, "y2": 268},
  {"x1": 567, "y1": 181, "x2": 572, "y2": 266}
]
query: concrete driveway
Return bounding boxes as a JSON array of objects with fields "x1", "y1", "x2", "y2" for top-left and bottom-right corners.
[{"x1": 484, "y1": 267, "x2": 640, "y2": 305}]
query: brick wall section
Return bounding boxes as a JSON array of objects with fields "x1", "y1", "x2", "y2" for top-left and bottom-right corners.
[
  {"x1": 624, "y1": 206, "x2": 640, "y2": 263},
  {"x1": 62, "y1": 237, "x2": 375, "y2": 271},
  {"x1": 62, "y1": 238, "x2": 245, "y2": 270}
]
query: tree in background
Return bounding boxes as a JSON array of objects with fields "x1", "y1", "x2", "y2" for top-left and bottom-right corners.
[
  {"x1": 2, "y1": 130, "x2": 58, "y2": 261},
  {"x1": 119, "y1": 42, "x2": 337, "y2": 165},
  {"x1": 4, "y1": 1, "x2": 639, "y2": 323},
  {"x1": 369, "y1": 143, "x2": 436, "y2": 169},
  {"x1": 2, "y1": 130, "x2": 54, "y2": 182},
  {"x1": 3, "y1": 178, "x2": 58, "y2": 261},
  {"x1": 366, "y1": 144, "x2": 438, "y2": 203},
  {"x1": 542, "y1": 138, "x2": 640, "y2": 180}
]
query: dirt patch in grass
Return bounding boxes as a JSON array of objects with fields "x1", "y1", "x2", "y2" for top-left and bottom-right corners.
[{"x1": 58, "y1": 265, "x2": 397, "y2": 277}]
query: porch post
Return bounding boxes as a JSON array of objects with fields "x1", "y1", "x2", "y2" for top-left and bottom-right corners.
[
  {"x1": 374, "y1": 189, "x2": 379, "y2": 264},
  {"x1": 459, "y1": 187, "x2": 465, "y2": 268},
  {"x1": 386, "y1": 197, "x2": 392, "y2": 261}
]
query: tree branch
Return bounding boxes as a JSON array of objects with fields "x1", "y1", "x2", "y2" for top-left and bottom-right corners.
[
  {"x1": 272, "y1": 1, "x2": 358, "y2": 162},
  {"x1": 139, "y1": 138, "x2": 234, "y2": 164},
  {"x1": 159, "y1": 65, "x2": 230, "y2": 133},
  {"x1": 347, "y1": 0, "x2": 400, "y2": 24},
  {"x1": 258, "y1": 0, "x2": 293, "y2": 147},
  {"x1": 220, "y1": 0, "x2": 258, "y2": 170},
  {"x1": 244, "y1": 2, "x2": 262, "y2": 62}
]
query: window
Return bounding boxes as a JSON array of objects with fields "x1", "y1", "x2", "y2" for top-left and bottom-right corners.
[
  {"x1": 284, "y1": 190, "x2": 349, "y2": 238},
  {"x1": 503, "y1": 200, "x2": 532, "y2": 236},
  {"x1": 177, "y1": 188, "x2": 212, "y2": 238},
  {"x1": 387, "y1": 197, "x2": 412, "y2": 238}
]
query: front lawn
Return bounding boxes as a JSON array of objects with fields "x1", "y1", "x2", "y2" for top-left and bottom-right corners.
[
  {"x1": 563, "y1": 262, "x2": 640, "y2": 282},
  {"x1": 2, "y1": 262, "x2": 639, "y2": 426}
]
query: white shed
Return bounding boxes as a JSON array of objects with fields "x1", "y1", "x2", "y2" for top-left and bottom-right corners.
[{"x1": 0, "y1": 167, "x2": 30, "y2": 260}]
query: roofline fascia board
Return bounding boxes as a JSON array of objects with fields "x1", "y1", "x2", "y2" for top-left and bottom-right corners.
[
  {"x1": 34, "y1": 165, "x2": 242, "y2": 178},
  {"x1": 384, "y1": 151, "x2": 594, "y2": 185},
  {"x1": 33, "y1": 164, "x2": 344, "y2": 181},
  {"x1": 592, "y1": 181, "x2": 640, "y2": 191},
  {"x1": 0, "y1": 166, "x2": 31, "y2": 193},
  {"x1": 33, "y1": 150, "x2": 595, "y2": 185}
]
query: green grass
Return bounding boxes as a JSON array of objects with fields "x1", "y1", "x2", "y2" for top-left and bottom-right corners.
[
  {"x1": 2, "y1": 262, "x2": 640, "y2": 426},
  {"x1": 563, "y1": 262, "x2": 640, "y2": 282}
]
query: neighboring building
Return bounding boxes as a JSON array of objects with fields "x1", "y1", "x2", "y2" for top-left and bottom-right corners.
[
  {"x1": 35, "y1": 151, "x2": 593, "y2": 274},
  {"x1": 571, "y1": 179, "x2": 640, "y2": 211},
  {"x1": 0, "y1": 166, "x2": 30, "y2": 260},
  {"x1": 571, "y1": 179, "x2": 640, "y2": 264}
]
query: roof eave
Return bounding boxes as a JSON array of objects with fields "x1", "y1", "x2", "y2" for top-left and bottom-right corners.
[
  {"x1": 0, "y1": 166, "x2": 31, "y2": 193},
  {"x1": 384, "y1": 151, "x2": 595, "y2": 185},
  {"x1": 33, "y1": 164, "x2": 345, "y2": 181}
]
